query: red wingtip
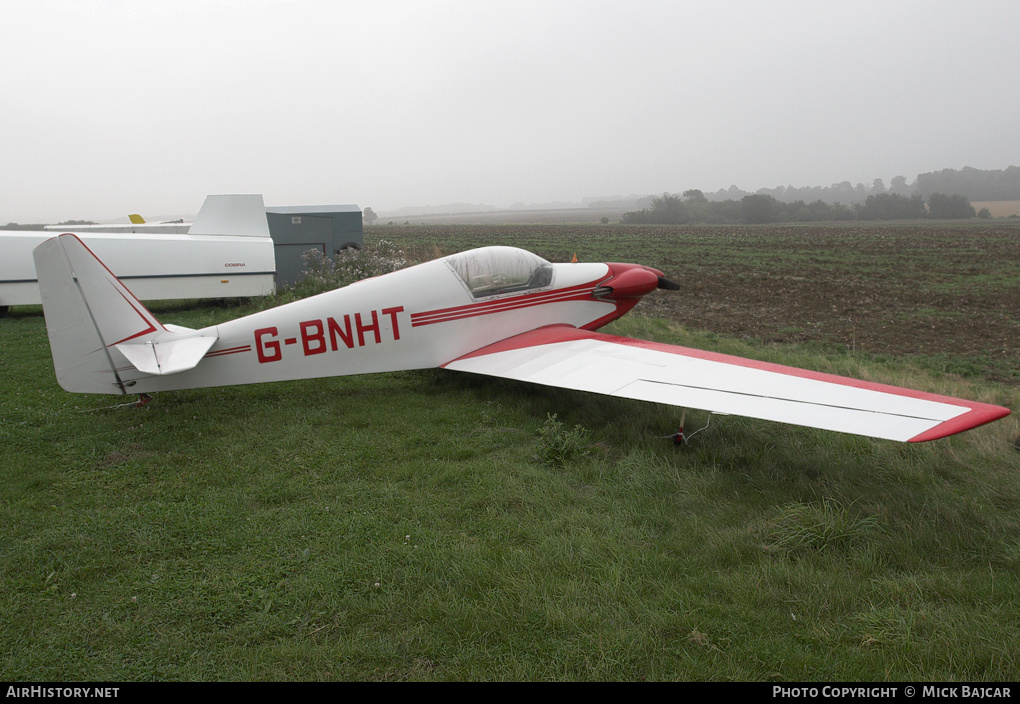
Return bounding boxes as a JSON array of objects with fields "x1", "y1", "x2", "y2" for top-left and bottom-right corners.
[{"x1": 908, "y1": 403, "x2": 1011, "y2": 442}]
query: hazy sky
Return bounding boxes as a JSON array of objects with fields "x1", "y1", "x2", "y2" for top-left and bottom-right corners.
[{"x1": 1, "y1": 0, "x2": 1017, "y2": 222}]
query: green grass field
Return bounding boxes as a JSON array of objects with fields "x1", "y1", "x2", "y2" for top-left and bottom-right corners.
[{"x1": 2, "y1": 224, "x2": 1018, "y2": 681}]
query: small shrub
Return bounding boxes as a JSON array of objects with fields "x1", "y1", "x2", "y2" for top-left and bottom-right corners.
[
  {"x1": 284, "y1": 240, "x2": 410, "y2": 301},
  {"x1": 535, "y1": 413, "x2": 593, "y2": 467}
]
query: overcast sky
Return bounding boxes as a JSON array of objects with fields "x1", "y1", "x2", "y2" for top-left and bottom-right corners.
[{"x1": 1, "y1": 0, "x2": 1017, "y2": 222}]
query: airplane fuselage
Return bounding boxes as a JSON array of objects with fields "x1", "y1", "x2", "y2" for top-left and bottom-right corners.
[{"x1": 118, "y1": 251, "x2": 657, "y2": 394}]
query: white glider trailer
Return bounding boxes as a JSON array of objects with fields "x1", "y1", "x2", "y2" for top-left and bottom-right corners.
[{"x1": 0, "y1": 195, "x2": 276, "y2": 314}]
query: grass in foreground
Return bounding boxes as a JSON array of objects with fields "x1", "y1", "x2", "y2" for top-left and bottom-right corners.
[{"x1": 1, "y1": 302, "x2": 1018, "y2": 681}]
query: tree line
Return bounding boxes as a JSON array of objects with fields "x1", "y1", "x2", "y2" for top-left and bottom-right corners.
[
  {"x1": 914, "y1": 166, "x2": 1020, "y2": 201},
  {"x1": 622, "y1": 190, "x2": 985, "y2": 225},
  {"x1": 1, "y1": 219, "x2": 96, "y2": 231},
  {"x1": 689, "y1": 166, "x2": 1019, "y2": 207},
  {"x1": 614, "y1": 166, "x2": 1018, "y2": 223}
]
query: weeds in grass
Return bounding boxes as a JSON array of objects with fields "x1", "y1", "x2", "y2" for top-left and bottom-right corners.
[{"x1": 534, "y1": 413, "x2": 594, "y2": 467}]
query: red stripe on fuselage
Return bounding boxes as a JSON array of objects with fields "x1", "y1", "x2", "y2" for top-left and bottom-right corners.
[
  {"x1": 411, "y1": 281, "x2": 602, "y2": 327},
  {"x1": 205, "y1": 345, "x2": 252, "y2": 358}
]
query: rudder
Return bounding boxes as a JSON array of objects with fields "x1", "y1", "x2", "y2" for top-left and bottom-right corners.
[{"x1": 32, "y1": 234, "x2": 201, "y2": 394}]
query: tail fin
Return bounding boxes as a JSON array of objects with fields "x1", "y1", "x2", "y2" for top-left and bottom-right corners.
[
  {"x1": 128, "y1": 213, "x2": 146, "y2": 224},
  {"x1": 33, "y1": 234, "x2": 217, "y2": 394},
  {"x1": 188, "y1": 194, "x2": 270, "y2": 237}
]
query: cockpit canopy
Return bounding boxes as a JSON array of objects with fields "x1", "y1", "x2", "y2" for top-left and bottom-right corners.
[{"x1": 444, "y1": 246, "x2": 554, "y2": 298}]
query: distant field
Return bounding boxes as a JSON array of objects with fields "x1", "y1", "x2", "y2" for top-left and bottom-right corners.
[
  {"x1": 377, "y1": 207, "x2": 630, "y2": 225},
  {"x1": 972, "y1": 200, "x2": 1020, "y2": 217},
  {"x1": 381, "y1": 201, "x2": 1020, "y2": 225}
]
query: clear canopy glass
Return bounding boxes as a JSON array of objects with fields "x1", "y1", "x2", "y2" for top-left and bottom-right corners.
[{"x1": 444, "y1": 246, "x2": 554, "y2": 298}]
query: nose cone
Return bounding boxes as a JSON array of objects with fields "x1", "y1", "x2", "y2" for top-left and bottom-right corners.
[{"x1": 601, "y1": 265, "x2": 661, "y2": 300}]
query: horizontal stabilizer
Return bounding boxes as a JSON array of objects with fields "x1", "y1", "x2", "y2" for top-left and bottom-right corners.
[
  {"x1": 116, "y1": 335, "x2": 218, "y2": 375},
  {"x1": 445, "y1": 326, "x2": 1010, "y2": 442}
]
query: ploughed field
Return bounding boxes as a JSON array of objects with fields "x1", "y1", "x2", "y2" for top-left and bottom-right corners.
[{"x1": 378, "y1": 222, "x2": 1020, "y2": 383}]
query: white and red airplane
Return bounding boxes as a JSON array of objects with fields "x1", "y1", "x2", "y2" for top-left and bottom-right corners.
[{"x1": 33, "y1": 233, "x2": 1009, "y2": 443}]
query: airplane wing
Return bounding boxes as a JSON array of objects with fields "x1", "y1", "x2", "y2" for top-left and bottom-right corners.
[{"x1": 443, "y1": 325, "x2": 1009, "y2": 443}]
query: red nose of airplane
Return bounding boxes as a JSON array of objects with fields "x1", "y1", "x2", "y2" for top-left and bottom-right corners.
[{"x1": 601, "y1": 264, "x2": 662, "y2": 300}]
